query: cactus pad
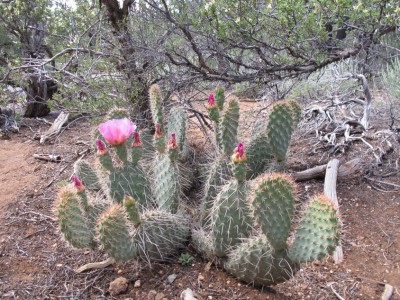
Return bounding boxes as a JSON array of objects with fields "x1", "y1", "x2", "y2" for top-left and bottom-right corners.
[
  {"x1": 252, "y1": 174, "x2": 297, "y2": 251},
  {"x1": 226, "y1": 235, "x2": 298, "y2": 286},
  {"x1": 153, "y1": 154, "x2": 181, "y2": 213},
  {"x1": 97, "y1": 204, "x2": 137, "y2": 261},
  {"x1": 55, "y1": 187, "x2": 94, "y2": 248},
  {"x1": 211, "y1": 181, "x2": 252, "y2": 257},
  {"x1": 74, "y1": 160, "x2": 101, "y2": 190},
  {"x1": 135, "y1": 211, "x2": 189, "y2": 264},
  {"x1": 289, "y1": 194, "x2": 340, "y2": 263},
  {"x1": 109, "y1": 163, "x2": 152, "y2": 209},
  {"x1": 219, "y1": 98, "x2": 240, "y2": 155}
]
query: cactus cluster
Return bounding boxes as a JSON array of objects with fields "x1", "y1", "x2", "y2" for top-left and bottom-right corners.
[
  {"x1": 200, "y1": 87, "x2": 301, "y2": 226},
  {"x1": 193, "y1": 146, "x2": 340, "y2": 286},
  {"x1": 55, "y1": 85, "x2": 190, "y2": 264},
  {"x1": 194, "y1": 87, "x2": 339, "y2": 286},
  {"x1": 55, "y1": 85, "x2": 341, "y2": 287}
]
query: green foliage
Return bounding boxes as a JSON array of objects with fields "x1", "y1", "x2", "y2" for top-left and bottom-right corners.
[
  {"x1": 381, "y1": 57, "x2": 400, "y2": 101},
  {"x1": 178, "y1": 253, "x2": 194, "y2": 266}
]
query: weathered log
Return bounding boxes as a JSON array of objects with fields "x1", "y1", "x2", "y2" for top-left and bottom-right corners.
[
  {"x1": 293, "y1": 158, "x2": 361, "y2": 182},
  {"x1": 324, "y1": 159, "x2": 343, "y2": 264},
  {"x1": 40, "y1": 112, "x2": 69, "y2": 144}
]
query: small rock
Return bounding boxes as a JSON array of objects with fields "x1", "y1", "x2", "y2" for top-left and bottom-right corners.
[
  {"x1": 181, "y1": 288, "x2": 198, "y2": 300},
  {"x1": 147, "y1": 290, "x2": 157, "y2": 300},
  {"x1": 167, "y1": 274, "x2": 177, "y2": 284},
  {"x1": 123, "y1": 298, "x2": 134, "y2": 300},
  {"x1": 155, "y1": 292, "x2": 165, "y2": 300},
  {"x1": 134, "y1": 280, "x2": 141, "y2": 288},
  {"x1": 109, "y1": 277, "x2": 129, "y2": 296}
]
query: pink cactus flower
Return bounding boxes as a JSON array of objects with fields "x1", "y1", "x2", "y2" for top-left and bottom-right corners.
[
  {"x1": 71, "y1": 175, "x2": 84, "y2": 192},
  {"x1": 98, "y1": 118, "x2": 136, "y2": 145},
  {"x1": 232, "y1": 142, "x2": 246, "y2": 162},
  {"x1": 95, "y1": 139, "x2": 108, "y2": 155},
  {"x1": 168, "y1": 133, "x2": 178, "y2": 149},
  {"x1": 131, "y1": 131, "x2": 142, "y2": 147},
  {"x1": 206, "y1": 93, "x2": 216, "y2": 108},
  {"x1": 154, "y1": 123, "x2": 163, "y2": 138}
]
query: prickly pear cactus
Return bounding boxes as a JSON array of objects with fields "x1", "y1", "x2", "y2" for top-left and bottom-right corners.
[
  {"x1": 55, "y1": 85, "x2": 192, "y2": 265},
  {"x1": 194, "y1": 141, "x2": 340, "y2": 287}
]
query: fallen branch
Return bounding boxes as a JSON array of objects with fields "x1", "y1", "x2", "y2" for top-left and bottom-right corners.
[
  {"x1": 33, "y1": 153, "x2": 62, "y2": 162},
  {"x1": 75, "y1": 257, "x2": 115, "y2": 273},
  {"x1": 40, "y1": 111, "x2": 69, "y2": 144},
  {"x1": 324, "y1": 159, "x2": 344, "y2": 264},
  {"x1": 293, "y1": 158, "x2": 361, "y2": 181}
]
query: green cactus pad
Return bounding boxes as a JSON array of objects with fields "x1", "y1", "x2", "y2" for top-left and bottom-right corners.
[
  {"x1": 55, "y1": 187, "x2": 94, "y2": 249},
  {"x1": 153, "y1": 154, "x2": 181, "y2": 213},
  {"x1": 97, "y1": 204, "x2": 137, "y2": 261},
  {"x1": 140, "y1": 129, "x2": 155, "y2": 161},
  {"x1": 109, "y1": 163, "x2": 152, "y2": 209},
  {"x1": 219, "y1": 98, "x2": 240, "y2": 155},
  {"x1": 74, "y1": 160, "x2": 102, "y2": 190},
  {"x1": 288, "y1": 194, "x2": 340, "y2": 263},
  {"x1": 246, "y1": 131, "x2": 274, "y2": 179},
  {"x1": 211, "y1": 181, "x2": 252, "y2": 257},
  {"x1": 123, "y1": 196, "x2": 141, "y2": 227},
  {"x1": 252, "y1": 174, "x2": 297, "y2": 251},
  {"x1": 135, "y1": 210, "x2": 189, "y2": 264},
  {"x1": 215, "y1": 86, "x2": 225, "y2": 110},
  {"x1": 267, "y1": 102, "x2": 294, "y2": 162},
  {"x1": 200, "y1": 157, "x2": 232, "y2": 226},
  {"x1": 226, "y1": 235, "x2": 299, "y2": 286},
  {"x1": 149, "y1": 84, "x2": 164, "y2": 130},
  {"x1": 167, "y1": 107, "x2": 186, "y2": 152}
]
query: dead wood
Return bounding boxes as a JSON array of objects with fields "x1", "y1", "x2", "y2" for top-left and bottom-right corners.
[
  {"x1": 33, "y1": 153, "x2": 61, "y2": 162},
  {"x1": 75, "y1": 257, "x2": 115, "y2": 273},
  {"x1": 40, "y1": 111, "x2": 69, "y2": 144},
  {"x1": 324, "y1": 159, "x2": 343, "y2": 264},
  {"x1": 293, "y1": 158, "x2": 361, "y2": 181}
]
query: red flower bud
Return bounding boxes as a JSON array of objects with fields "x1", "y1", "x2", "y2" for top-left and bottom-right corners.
[
  {"x1": 95, "y1": 139, "x2": 108, "y2": 155},
  {"x1": 168, "y1": 133, "x2": 178, "y2": 149},
  {"x1": 71, "y1": 175, "x2": 84, "y2": 192},
  {"x1": 231, "y1": 142, "x2": 246, "y2": 162},
  {"x1": 154, "y1": 123, "x2": 163, "y2": 138},
  {"x1": 206, "y1": 93, "x2": 216, "y2": 108},
  {"x1": 132, "y1": 131, "x2": 142, "y2": 147}
]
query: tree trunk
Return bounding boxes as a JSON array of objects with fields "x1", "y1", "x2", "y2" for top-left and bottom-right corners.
[
  {"x1": 101, "y1": 0, "x2": 152, "y2": 126},
  {"x1": 23, "y1": 73, "x2": 57, "y2": 117}
]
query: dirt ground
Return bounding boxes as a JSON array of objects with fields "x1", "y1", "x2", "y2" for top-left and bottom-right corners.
[{"x1": 0, "y1": 101, "x2": 399, "y2": 300}]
